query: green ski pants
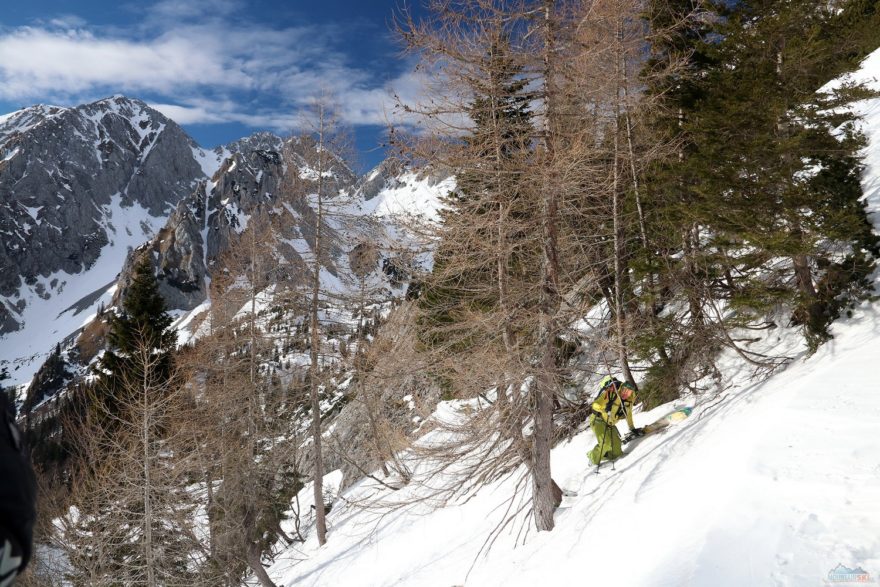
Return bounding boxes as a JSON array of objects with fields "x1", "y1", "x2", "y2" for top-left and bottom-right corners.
[{"x1": 588, "y1": 416, "x2": 622, "y2": 465}]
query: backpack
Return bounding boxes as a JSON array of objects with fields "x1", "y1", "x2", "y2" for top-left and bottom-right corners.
[{"x1": 592, "y1": 378, "x2": 634, "y2": 418}]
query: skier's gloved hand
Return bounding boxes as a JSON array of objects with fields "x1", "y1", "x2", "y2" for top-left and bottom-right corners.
[{"x1": 630, "y1": 427, "x2": 645, "y2": 438}]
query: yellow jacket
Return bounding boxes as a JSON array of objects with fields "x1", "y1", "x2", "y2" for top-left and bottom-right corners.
[{"x1": 591, "y1": 382, "x2": 636, "y2": 429}]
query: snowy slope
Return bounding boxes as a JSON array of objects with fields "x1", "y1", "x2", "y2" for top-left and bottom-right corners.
[
  {"x1": 1, "y1": 196, "x2": 165, "y2": 388},
  {"x1": 0, "y1": 104, "x2": 67, "y2": 144},
  {"x1": 260, "y1": 49, "x2": 880, "y2": 587},
  {"x1": 354, "y1": 171, "x2": 454, "y2": 223}
]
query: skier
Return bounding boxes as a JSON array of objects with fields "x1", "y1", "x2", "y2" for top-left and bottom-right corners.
[
  {"x1": 588, "y1": 375, "x2": 644, "y2": 465},
  {"x1": 0, "y1": 398, "x2": 36, "y2": 586}
]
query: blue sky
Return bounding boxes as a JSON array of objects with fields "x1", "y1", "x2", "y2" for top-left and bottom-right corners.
[{"x1": 0, "y1": 1, "x2": 429, "y2": 171}]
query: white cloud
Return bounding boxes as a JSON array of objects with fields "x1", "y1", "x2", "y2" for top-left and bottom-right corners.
[
  {"x1": 46, "y1": 15, "x2": 88, "y2": 29},
  {"x1": 149, "y1": 102, "x2": 227, "y2": 125},
  {"x1": 0, "y1": 3, "x2": 429, "y2": 134},
  {"x1": 0, "y1": 28, "x2": 244, "y2": 98},
  {"x1": 333, "y1": 70, "x2": 425, "y2": 126},
  {"x1": 150, "y1": 98, "x2": 298, "y2": 130}
]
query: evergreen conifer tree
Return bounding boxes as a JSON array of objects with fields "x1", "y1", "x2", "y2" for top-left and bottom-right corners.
[
  {"x1": 688, "y1": 0, "x2": 879, "y2": 349},
  {"x1": 634, "y1": 0, "x2": 880, "y2": 398},
  {"x1": 634, "y1": 0, "x2": 733, "y2": 398},
  {"x1": 97, "y1": 255, "x2": 177, "y2": 412}
]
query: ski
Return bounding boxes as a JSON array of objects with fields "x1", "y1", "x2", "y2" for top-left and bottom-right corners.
[{"x1": 624, "y1": 407, "x2": 693, "y2": 443}]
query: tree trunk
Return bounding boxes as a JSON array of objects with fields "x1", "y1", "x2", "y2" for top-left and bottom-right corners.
[
  {"x1": 532, "y1": 0, "x2": 560, "y2": 533},
  {"x1": 682, "y1": 225, "x2": 705, "y2": 327},
  {"x1": 532, "y1": 344, "x2": 559, "y2": 531},
  {"x1": 612, "y1": 14, "x2": 636, "y2": 388},
  {"x1": 622, "y1": 53, "x2": 659, "y2": 324},
  {"x1": 793, "y1": 254, "x2": 817, "y2": 298},
  {"x1": 142, "y1": 362, "x2": 156, "y2": 587},
  {"x1": 206, "y1": 468, "x2": 217, "y2": 561},
  {"x1": 246, "y1": 542, "x2": 278, "y2": 587},
  {"x1": 489, "y1": 80, "x2": 523, "y2": 445},
  {"x1": 250, "y1": 227, "x2": 258, "y2": 389},
  {"x1": 357, "y1": 278, "x2": 391, "y2": 478}
]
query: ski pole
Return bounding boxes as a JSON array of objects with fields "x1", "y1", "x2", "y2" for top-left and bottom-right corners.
[
  {"x1": 610, "y1": 437, "x2": 616, "y2": 471},
  {"x1": 595, "y1": 414, "x2": 610, "y2": 475}
]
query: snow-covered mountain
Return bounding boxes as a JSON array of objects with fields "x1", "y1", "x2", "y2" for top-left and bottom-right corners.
[
  {"x1": 0, "y1": 95, "x2": 452, "y2": 398},
  {"x1": 0, "y1": 96, "x2": 211, "y2": 302},
  {"x1": 0, "y1": 96, "x2": 214, "y2": 385}
]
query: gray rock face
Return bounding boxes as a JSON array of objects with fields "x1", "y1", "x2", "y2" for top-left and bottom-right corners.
[
  {"x1": 283, "y1": 134, "x2": 359, "y2": 190},
  {"x1": 206, "y1": 148, "x2": 286, "y2": 264},
  {"x1": 154, "y1": 199, "x2": 208, "y2": 310},
  {"x1": 354, "y1": 158, "x2": 405, "y2": 201},
  {"x1": 125, "y1": 133, "x2": 367, "y2": 312},
  {"x1": 0, "y1": 95, "x2": 206, "y2": 331}
]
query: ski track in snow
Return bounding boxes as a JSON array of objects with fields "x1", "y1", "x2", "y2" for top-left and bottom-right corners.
[{"x1": 261, "y1": 49, "x2": 880, "y2": 587}]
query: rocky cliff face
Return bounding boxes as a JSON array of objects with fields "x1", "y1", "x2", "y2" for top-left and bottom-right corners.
[
  {"x1": 218, "y1": 130, "x2": 284, "y2": 158},
  {"x1": 112, "y1": 144, "x2": 288, "y2": 311},
  {"x1": 354, "y1": 157, "x2": 406, "y2": 201},
  {"x1": 0, "y1": 95, "x2": 207, "y2": 333},
  {"x1": 113, "y1": 132, "x2": 372, "y2": 313}
]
